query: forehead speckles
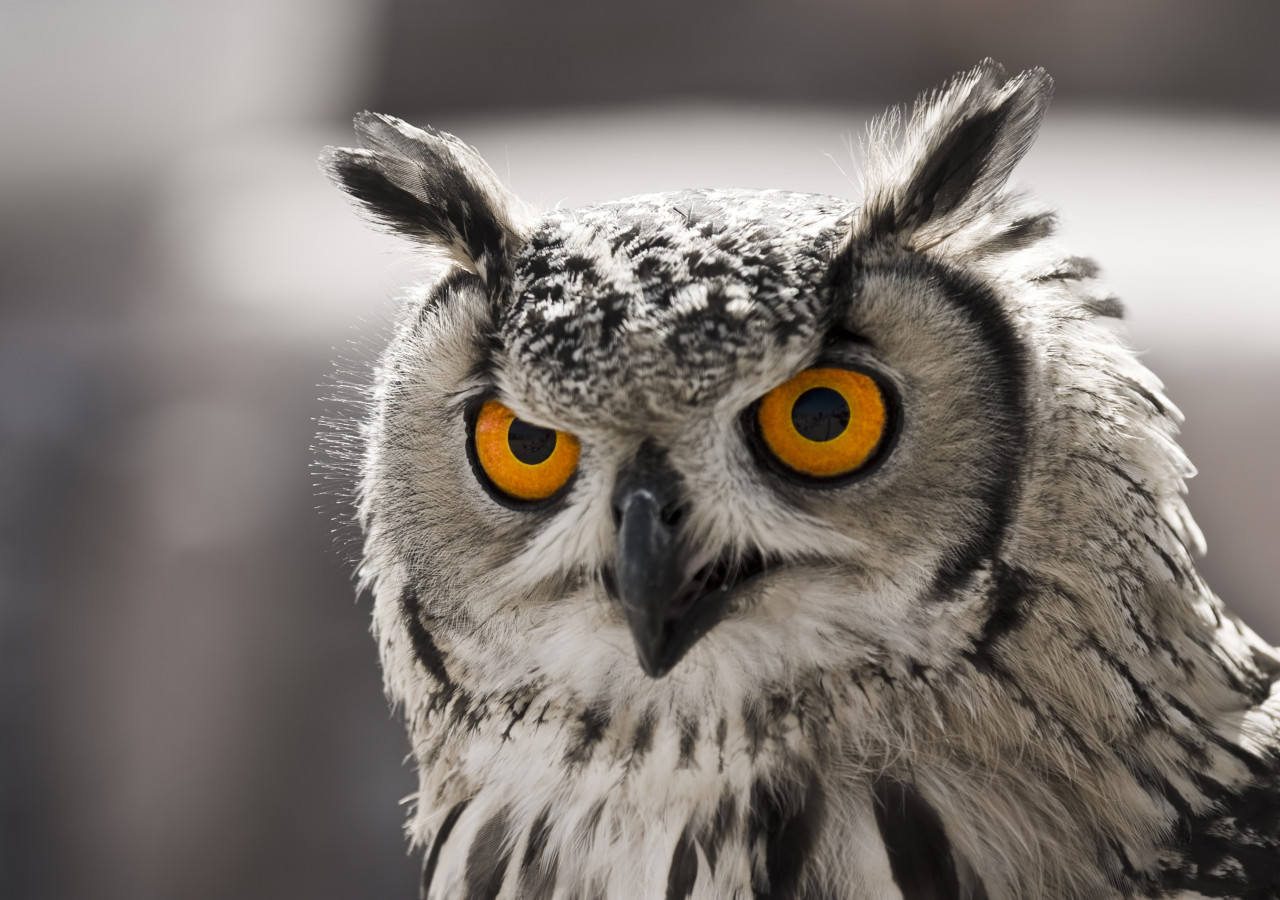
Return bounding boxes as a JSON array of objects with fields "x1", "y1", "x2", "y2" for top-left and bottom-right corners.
[{"x1": 500, "y1": 189, "x2": 850, "y2": 416}]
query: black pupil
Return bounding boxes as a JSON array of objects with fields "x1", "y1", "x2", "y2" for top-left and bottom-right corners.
[
  {"x1": 791, "y1": 387, "x2": 850, "y2": 442},
  {"x1": 507, "y1": 418, "x2": 557, "y2": 465}
]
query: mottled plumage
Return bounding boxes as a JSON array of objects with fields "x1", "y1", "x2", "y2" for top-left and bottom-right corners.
[{"x1": 321, "y1": 61, "x2": 1280, "y2": 899}]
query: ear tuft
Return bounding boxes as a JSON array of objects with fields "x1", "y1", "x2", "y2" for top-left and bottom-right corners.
[
  {"x1": 320, "y1": 113, "x2": 530, "y2": 287},
  {"x1": 855, "y1": 60, "x2": 1053, "y2": 249}
]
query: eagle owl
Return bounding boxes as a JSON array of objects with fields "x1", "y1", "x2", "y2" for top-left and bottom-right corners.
[{"x1": 321, "y1": 62, "x2": 1280, "y2": 899}]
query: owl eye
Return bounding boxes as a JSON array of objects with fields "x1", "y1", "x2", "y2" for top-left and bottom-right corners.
[
  {"x1": 471, "y1": 399, "x2": 580, "y2": 503},
  {"x1": 753, "y1": 367, "x2": 891, "y2": 481}
]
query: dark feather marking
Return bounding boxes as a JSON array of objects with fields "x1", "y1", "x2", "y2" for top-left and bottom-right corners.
[
  {"x1": 1214, "y1": 648, "x2": 1272, "y2": 707},
  {"x1": 400, "y1": 587, "x2": 457, "y2": 706},
  {"x1": 1105, "y1": 837, "x2": 1159, "y2": 897},
  {"x1": 1088, "y1": 455, "x2": 1156, "y2": 504},
  {"x1": 715, "y1": 716, "x2": 728, "y2": 773},
  {"x1": 1164, "y1": 692, "x2": 1272, "y2": 778},
  {"x1": 518, "y1": 240, "x2": 555, "y2": 281},
  {"x1": 1032, "y1": 255, "x2": 1100, "y2": 283},
  {"x1": 1202, "y1": 596, "x2": 1224, "y2": 629},
  {"x1": 749, "y1": 772, "x2": 823, "y2": 900},
  {"x1": 563, "y1": 254, "x2": 596, "y2": 275},
  {"x1": 422, "y1": 800, "x2": 470, "y2": 899},
  {"x1": 629, "y1": 706, "x2": 656, "y2": 768},
  {"x1": 1164, "y1": 775, "x2": 1280, "y2": 896},
  {"x1": 608, "y1": 223, "x2": 643, "y2": 253},
  {"x1": 518, "y1": 810, "x2": 558, "y2": 900},
  {"x1": 823, "y1": 239, "x2": 861, "y2": 310},
  {"x1": 872, "y1": 779, "x2": 971, "y2": 900},
  {"x1": 743, "y1": 698, "x2": 768, "y2": 761},
  {"x1": 1082, "y1": 635, "x2": 1165, "y2": 721},
  {"x1": 981, "y1": 211, "x2": 1056, "y2": 252},
  {"x1": 580, "y1": 798, "x2": 607, "y2": 842},
  {"x1": 500, "y1": 695, "x2": 531, "y2": 741},
  {"x1": 521, "y1": 810, "x2": 552, "y2": 868},
  {"x1": 449, "y1": 693, "x2": 474, "y2": 729},
  {"x1": 1140, "y1": 532, "x2": 1188, "y2": 587},
  {"x1": 665, "y1": 822, "x2": 700, "y2": 900},
  {"x1": 895, "y1": 107, "x2": 1006, "y2": 234},
  {"x1": 464, "y1": 806, "x2": 514, "y2": 900},
  {"x1": 1132, "y1": 761, "x2": 1198, "y2": 822},
  {"x1": 965, "y1": 560, "x2": 1030, "y2": 662},
  {"x1": 1225, "y1": 636, "x2": 1272, "y2": 703},
  {"x1": 1252, "y1": 646, "x2": 1280, "y2": 683},
  {"x1": 678, "y1": 716, "x2": 700, "y2": 769},
  {"x1": 1117, "y1": 374, "x2": 1169, "y2": 416},
  {"x1": 703, "y1": 791, "x2": 738, "y2": 873},
  {"x1": 1083, "y1": 295, "x2": 1125, "y2": 319},
  {"x1": 564, "y1": 703, "x2": 611, "y2": 766}
]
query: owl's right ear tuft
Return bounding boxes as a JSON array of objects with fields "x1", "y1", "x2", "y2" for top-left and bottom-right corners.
[
  {"x1": 853, "y1": 61, "x2": 1053, "y2": 250},
  {"x1": 320, "y1": 113, "x2": 530, "y2": 287}
]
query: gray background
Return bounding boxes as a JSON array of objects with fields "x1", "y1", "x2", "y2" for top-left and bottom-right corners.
[{"x1": 3, "y1": 2, "x2": 1277, "y2": 898}]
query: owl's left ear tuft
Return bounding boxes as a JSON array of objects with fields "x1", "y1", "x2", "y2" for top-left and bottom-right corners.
[
  {"x1": 320, "y1": 113, "x2": 530, "y2": 287},
  {"x1": 854, "y1": 60, "x2": 1053, "y2": 250}
]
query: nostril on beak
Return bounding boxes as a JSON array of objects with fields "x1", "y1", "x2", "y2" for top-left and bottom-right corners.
[{"x1": 611, "y1": 440, "x2": 686, "y2": 533}]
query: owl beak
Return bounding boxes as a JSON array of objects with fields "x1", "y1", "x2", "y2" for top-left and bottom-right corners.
[{"x1": 609, "y1": 442, "x2": 724, "y2": 678}]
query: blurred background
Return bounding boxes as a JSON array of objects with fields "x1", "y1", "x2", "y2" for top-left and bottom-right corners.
[{"x1": 2, "y1": 1, "x2": 1277, "y2": 898}]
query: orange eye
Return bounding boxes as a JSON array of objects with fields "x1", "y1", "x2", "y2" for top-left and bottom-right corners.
[
  {"x1": 754, "y1": 367, "x2": 890, "y2": 481},
  {"x1": 471, "y1": 400, "x2": 580, "y2": 503}
]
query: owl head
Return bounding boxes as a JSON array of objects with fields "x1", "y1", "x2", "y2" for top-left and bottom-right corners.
[
  {"x1": 325, "y1": 58, "x2": 1161, "y2": 688},
  {"x1": 321, "y1": 62, "x2": 1266, "y2": 894}
]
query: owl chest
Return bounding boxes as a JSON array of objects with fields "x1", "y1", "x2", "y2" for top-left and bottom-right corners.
[
  {"x1": 417, "y1": 716, "x2": 932, "y2": 900},
  {"x1": 419, "y1": 784, "x2": 910, "y2": 900}
]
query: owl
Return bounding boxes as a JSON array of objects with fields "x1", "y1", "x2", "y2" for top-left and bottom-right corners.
[{"x1": 321, "y1": 61, "x2": 1280, "y2": 899}]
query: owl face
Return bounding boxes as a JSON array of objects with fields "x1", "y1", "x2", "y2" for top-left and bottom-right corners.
[{"x1": 350, "y1": 168, "x2": 1035, "y2": 704}]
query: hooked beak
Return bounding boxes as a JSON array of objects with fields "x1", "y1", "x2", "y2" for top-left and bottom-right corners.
[{"x1": 606, "y1": 441, "x2": 762, "y2": 678}]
